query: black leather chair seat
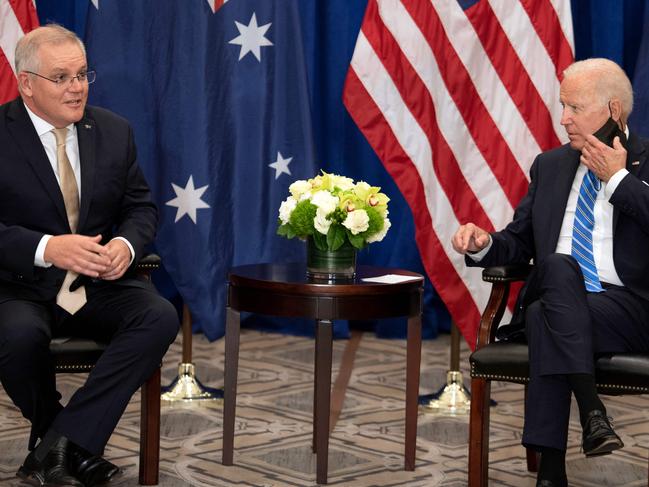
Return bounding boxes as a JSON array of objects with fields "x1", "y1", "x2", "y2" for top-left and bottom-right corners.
[
  {"x1": 50, "y1": 338, "x2": 107, "y2": 372},
  {"x1": 471, "y1": 341, "x2": 649, "y2": 395}
]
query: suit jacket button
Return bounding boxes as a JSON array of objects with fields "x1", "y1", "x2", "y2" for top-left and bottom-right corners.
[{"x1": 16, "y1": 275, "x2": 23, "y2": 280}]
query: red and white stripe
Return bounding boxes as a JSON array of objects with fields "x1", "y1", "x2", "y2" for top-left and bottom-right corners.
[
  {"x1": 343, "y1": 0, "x2": 573, "y2": 348},
  {"x1": 0, "y1": 0, "x2": 38, "y2": 105}
]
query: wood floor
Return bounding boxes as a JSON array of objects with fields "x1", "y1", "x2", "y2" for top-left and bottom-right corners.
[{"x1": 0, "y1": 329, "x2": 647, "y2": 486}]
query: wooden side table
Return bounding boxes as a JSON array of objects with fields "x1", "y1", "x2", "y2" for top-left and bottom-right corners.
[{"x1": 221, "y1": 263, "x2": 424, "y2": 484}]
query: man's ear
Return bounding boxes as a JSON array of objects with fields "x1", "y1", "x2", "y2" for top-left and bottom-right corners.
[
  {"x1": 16, "y1": 72, "x2": 33, "y2": 97},
  {"x1": 609, "y1": 98, "x2": 623, "y2": 125}
]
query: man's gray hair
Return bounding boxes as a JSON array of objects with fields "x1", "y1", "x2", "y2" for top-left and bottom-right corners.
[
  {"x1": 15, "y1": 24, "x2": 86, "y2": 74},
  {"x1": 563, "y1": 58, "x2": 633, "y2": 118}
]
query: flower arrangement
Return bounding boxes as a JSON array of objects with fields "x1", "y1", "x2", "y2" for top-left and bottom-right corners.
[{"x1": 277, "y1": 172, "x2": 391, "y2": 251}]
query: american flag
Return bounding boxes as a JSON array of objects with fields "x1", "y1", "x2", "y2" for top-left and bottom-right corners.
[
  {"x1": 343, "y1": 0, "x2": 574, "y2": 347},
  {"x1": 0, "y1": 0, "x2": 39, "y2": 104}
]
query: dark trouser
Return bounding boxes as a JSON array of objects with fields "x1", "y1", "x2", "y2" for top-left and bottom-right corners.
[
  {"x1": 522, "y1": 253, "x2": 649, "y2": 451},
  {"x1": 0, "y1": 283, "x2": 179, "y2": 455}
]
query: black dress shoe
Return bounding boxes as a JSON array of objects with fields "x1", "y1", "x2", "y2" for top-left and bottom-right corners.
[
  {"x1": 582, "y1": 410, "x2": 624, "y2": 457},
  {"x1": 536, "y1": 479, "x2": 568, "y2": 487},
  {"x1": 68, "y1": 443, "x2": 121, "y2": 486},
  {"x1": 16, "y1": 437, "x2": 83, "y2": 487}
]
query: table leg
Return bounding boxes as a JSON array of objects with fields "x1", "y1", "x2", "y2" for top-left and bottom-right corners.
[
  {"x1": 222, "y1": 306, "x2": 240, "y2": 466},
  {"x1": 315, "y1": 319, "x2": 333, "y2": 485},
  {"x1": 405, "y1": 313, "x2": 422, "y2": 471},
  {"x1": 312, "y1": 320, "x2": 319, "y2": 453}
]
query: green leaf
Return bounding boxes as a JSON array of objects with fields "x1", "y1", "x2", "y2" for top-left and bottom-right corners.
[
  {"x1": 327, "y1": 224, "x2": 346, "y2": 251},
  {"x1": 312, "y1": 231, "x2": 327, "y2": 250},
  {"x1": 348, "y1": 231, "x2": 365, "y2": 249},
  {"x1": 277, "y1": 224, "x2": 291, "y2": 237}
]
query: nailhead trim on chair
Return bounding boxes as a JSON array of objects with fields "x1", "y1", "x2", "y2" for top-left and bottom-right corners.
[
  {"x1": 471, "y1": 364, "x2": 649, "y2": 393},
  {"x1": 54, "y1": 365, "x2": 95, "y2": 372}
]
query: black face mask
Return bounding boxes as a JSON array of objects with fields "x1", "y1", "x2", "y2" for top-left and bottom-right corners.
[{"x1": 592, "y1": 116, "x2": 627, "y2": 148}]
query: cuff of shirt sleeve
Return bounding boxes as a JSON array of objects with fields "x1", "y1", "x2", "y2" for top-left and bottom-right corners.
[
  {"x1": 467, "y1": 236, "x2": 493, "y2": 262},
  {"x1": 35, "y1": 235, "x2": 53, "y2": 268},
  {"x1": 605, "y1": 168, "x2": 629, "y2": 199},
  {"x1": 111, "y1": 237, "x2": 135, "y2": 266}
]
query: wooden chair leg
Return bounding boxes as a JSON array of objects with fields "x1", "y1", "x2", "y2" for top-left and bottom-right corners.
[
  {"x1": 139, "y1": 367, "x2": 161, "y2": 485},
  {"x1": 468, "y1": 377, "x2": 491, "y2": 487}
]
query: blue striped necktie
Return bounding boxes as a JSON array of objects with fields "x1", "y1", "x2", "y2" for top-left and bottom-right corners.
[{"x1": 571, "y1": 170, "x2": 604, "y2": 292}]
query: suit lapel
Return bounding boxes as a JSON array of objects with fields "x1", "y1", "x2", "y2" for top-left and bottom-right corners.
[
  {"x1": 546, "y1": 149, "x2": 580, "y2": 252},
  {"x1": 76, "y1": 114, "x2": 96, "y2": 233},
  {"x1": 6, "y1": 100, "x2": 69, "y2": 226}
]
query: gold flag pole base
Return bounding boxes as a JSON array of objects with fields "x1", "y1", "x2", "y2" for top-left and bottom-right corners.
[
  {"x1": 161, "y1": 363, "x2": 223, "y2": 402},
  {"x1": 419, "y1": 370, "x2": 471, "y2": 416}
]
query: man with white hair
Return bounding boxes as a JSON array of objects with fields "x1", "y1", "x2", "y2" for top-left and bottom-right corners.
[
  {"x1": 452, "y1": 58, "x2": 649, "y2": 487},
  {"x1": 0, "y1": 24, "x2": 179, "y2": 487}
]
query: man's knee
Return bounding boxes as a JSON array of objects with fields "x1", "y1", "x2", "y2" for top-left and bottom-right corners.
[
  {"x1": 0, "y1": 318, "x2": 51, "y2": 360},
  {"x1": 537, "y1": 253, "x2": 582, "y2": 284},
  {"x1": 139, "y1": 296, "x2": 179, "y2": 349}
]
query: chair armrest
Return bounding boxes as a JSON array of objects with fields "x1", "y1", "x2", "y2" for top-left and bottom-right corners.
[
  {"x1": 136, "y1": 253, "x2": 161, "y2": 280},
  {"x1": 475, "y1": 264, "x2": 533, "y2": 350},
  {"x1": 482, "y1": 264, "x2": 533, "y2": 283}
]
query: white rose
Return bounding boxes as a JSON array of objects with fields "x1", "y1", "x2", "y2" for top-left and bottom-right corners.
[
  {"x1": 367, "y1": 217, "x2": 391, "y2": 243},
  {"x1": 289, "y1": 180, "x2": 311, "y2": 199},
  {"x1": 342, "y1": 209, "x2": 370, "y2": 235},
  {"x1": 311, "y1": 190, "x2": 339, "y2": 215},
  {"x1": 278, "y1": 197, "x2": 297, "y2": 225},
  {"x1": 331, "y1": 175, "x2": 355, "y2": 191},
  {"x1": 314, "y1": 207, "x2": 332, "y2": 235}
]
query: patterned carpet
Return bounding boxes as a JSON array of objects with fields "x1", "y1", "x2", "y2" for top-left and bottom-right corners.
[{"x1": 0, "y1": 329, "x2": 647, "y2": 486}]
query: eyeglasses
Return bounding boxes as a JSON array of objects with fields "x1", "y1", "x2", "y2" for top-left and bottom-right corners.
[{"x1": 24, "y1": 70, "x2": 96, "y2": 87}]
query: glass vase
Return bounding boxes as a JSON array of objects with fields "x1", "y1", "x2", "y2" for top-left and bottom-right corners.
[{"x1": 306, "y1": 237, "x2": 356, "y2": 282}]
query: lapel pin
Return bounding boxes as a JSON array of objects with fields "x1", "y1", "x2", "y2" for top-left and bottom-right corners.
[
  {"x1": 84, "y1": 124, "x2": 92, "y2": 129},
  {"x1": 632, "y1": 161, "x2": 640, "y2": 166}
]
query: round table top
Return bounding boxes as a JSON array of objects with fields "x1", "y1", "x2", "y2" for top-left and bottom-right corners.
[{"x1": 228, "y1": 262, "x2": 424, "y2": 297}]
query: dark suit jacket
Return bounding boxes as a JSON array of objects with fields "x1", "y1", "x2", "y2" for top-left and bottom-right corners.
[
  {"x1": 468, "y1": 133, "x2": 649, "y2": 303},
  {"x1": 0, "y1": 97, "x2": 157, "y2": 303}
]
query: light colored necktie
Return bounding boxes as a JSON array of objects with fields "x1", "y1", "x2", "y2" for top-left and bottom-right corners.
[
  {"x1": 571, "y1": 170, "x2": 604, "y2": 293},
  {"x1": 52, "y1": 128, "x2": 87, "y2": 314}
]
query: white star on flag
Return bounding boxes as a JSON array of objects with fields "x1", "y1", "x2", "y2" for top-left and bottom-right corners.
[
  {"x1": 166, "y1": 176, "x2": 210, "y2": 223},
  {"x1": 228, "y1": 12, "x2": 273, "y2": 61},
  {"x1": 268, "y1": 152, "x2": 292, "y2": 179}
]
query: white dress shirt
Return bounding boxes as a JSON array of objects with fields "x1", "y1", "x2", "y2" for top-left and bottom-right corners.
[{"x1": 24, "y1": 105, "x2": 134, "y2": 268}]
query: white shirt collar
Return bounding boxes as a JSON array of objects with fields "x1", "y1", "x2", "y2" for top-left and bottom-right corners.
[{"x1": 23, "y1": 103, "x2": 74, "y2": 138}]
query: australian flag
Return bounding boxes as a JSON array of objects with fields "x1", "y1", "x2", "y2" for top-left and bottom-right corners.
[{"x1": 84, "y1": 0, "x2": 317, "y2": 339}]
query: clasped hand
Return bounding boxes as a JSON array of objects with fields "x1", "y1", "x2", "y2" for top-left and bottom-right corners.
[
  {"x1": 44, "y1": 234, "x2": 131, "y2": 280},
  {"x1": 581, "y1": 135, "x2": 627, "y2": 182}
]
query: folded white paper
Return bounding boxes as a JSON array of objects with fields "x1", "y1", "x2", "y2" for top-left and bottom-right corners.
[{"x1": 361, "y1": 274, "x2": 420, "y2": 284}]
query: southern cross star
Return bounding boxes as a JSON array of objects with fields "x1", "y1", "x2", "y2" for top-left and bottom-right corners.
[
  {"x1": 269, "y1": 152, "x2": 293, "y2": 179},
  {"x1": 229, "y1": 12, "x2": 273, "y2": 62}
]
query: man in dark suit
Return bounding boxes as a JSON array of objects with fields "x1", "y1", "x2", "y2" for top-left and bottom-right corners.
[
  {"x1": 0, "y1": 25, "x2": 179, "y2": 486},
  {"x1": 452, "y1": 58, "x2": 649, "y2": 487}
]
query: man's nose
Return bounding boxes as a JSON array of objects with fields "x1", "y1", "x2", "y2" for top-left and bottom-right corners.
[{"x1": 560, "y1": 109, "x2": 570, "y2": 126}]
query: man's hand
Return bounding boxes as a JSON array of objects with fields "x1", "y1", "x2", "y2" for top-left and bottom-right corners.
[
  {"x1": 581, "y1": 134, "x2": 627, "y2": 182},
  {"x1": 44, "y1": 234, "x2": 111, "y2": 277},
  {"x1": 98, "y1": 239, "x2": 132, "y2": 281},
  {"x1": 452, "y1": 223, "x2": 491, "y2": 255}
]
